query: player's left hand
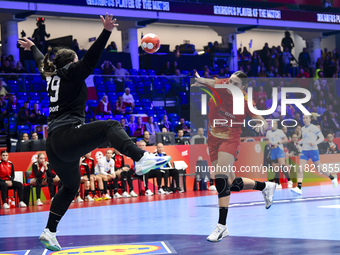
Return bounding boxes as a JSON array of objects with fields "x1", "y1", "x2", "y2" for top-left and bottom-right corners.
[
  {"x1": 18, "y1": 38, "x2": 35, "y2": 51},
  {"x1": 309, "y1": 142, "x2": 315, "y2": 146},
  {"x1": 100, "y1": 13, "x2": 119, "y2": 32}
]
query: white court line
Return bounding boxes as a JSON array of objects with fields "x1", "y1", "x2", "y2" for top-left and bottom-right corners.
[
  {"x1": 24, "y1": 250, "x2": 30, "y2": 255},
  {"x1": 318, "y1": 205, "x2": 340, "y2": 208},
  {"x1": 42, "y1": 249, "x2": 48, "y2": 255},
  {"x1": 161, "y1": 241, "x2": 172, "y2": 253}
]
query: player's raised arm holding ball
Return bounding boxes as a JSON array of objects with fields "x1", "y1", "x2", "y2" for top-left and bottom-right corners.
[{"x1": 19, "y1": 14, "x2": 171, "y2": 251}]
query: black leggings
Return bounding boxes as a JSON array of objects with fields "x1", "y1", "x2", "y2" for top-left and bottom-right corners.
[
  {"x1": 0, "y1": 180, "x2": 24, "y2": 204},
  {"x1": 165, "y1": 169, "x2": 180, "y2": 188},
  {"x1": 46, "y1": 120, "x2": 144, "y2": 217},
  {"x1": 34, "y1": 177, "x2": 56, "y2": 199},
  {"x1": 119, "y1": 169, "x2": 134, "y2": 192},
  {"x1": 144, "y1": 170, "x2": 163, "y2": 190}
]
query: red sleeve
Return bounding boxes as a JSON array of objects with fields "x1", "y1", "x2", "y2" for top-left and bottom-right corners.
[
  {"x1": 215, "y1": 78, "x2": 229, "y2": 85},
  {"x1": 95, "y1": 101, "x2": 104, "y2": 113}
]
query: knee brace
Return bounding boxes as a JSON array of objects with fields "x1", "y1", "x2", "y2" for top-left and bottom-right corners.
[
  {"x1": 230, "y1": 177, "x2": 244, "y2": 192},
  {"x1": 215, "y1": 174, "x2": 230, "y2": 198}
]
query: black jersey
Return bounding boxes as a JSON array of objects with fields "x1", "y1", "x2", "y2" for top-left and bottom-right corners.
[{"x1": 31, "y1": 29, "x2": 112, "y2": 133}]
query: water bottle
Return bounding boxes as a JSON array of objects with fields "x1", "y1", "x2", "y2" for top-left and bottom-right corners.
[{"x1": 11, "y1": 196, "x2": 15, "y2": 208}]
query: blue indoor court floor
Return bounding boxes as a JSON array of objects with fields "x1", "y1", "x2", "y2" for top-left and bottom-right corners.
[{"x1": 1, "y1": 184, "x2": 340, "y2": 255}]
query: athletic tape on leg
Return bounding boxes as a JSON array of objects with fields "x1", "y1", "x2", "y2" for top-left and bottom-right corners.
[{"x1": 215, "y1": 174, "x2": 230, "y2": 198}]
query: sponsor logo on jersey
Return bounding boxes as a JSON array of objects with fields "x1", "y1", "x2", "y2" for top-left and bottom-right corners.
[{"x1": 49, "y1": 105, "x2": 59, "y2": 113}]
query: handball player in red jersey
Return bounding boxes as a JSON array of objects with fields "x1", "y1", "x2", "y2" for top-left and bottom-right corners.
[{"x1": 192, "y1": 71, "x2": 276, "y2": 242}]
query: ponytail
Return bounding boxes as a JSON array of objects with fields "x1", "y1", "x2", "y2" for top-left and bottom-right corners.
[
  {"x1": 41, "y1": 47, "x2": 77, "y2": 77},
  {"x1": 310, "y1": 112, "x2": 320, "y2": 120},
  {"x1": 41, "y1": 47, "x2": 56, "y2": 77}
]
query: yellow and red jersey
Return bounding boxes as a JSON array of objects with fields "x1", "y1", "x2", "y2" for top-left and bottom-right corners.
[{"x1": 208, "y1": 78, "x2": 257, "y2": 141}]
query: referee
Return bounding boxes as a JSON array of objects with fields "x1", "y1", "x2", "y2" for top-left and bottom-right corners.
[{"x1": 18, "y1": 14, "x2": 170, "y2": 251}]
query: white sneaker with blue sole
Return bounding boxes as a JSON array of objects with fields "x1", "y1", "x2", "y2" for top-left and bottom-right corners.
[
  {"x1": 135, "y1": 152, "x2": 171, "y2": 176},
  {"x1": 39, "y1": 228, "x2": 61, "y2": 251}
]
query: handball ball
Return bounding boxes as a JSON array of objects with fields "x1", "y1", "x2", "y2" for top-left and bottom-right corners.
[{"x1": 141, "y1": 33, "x2": 161, "y2": 54}]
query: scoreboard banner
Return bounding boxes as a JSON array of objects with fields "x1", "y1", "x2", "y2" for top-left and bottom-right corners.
[{"x1": 2, "y1": 0, "x2": 340, "y2": 24}]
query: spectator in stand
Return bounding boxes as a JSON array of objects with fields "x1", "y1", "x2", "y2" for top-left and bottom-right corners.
[
  {"x1": 0, "y1": 95, "x2": 6, "y2": 130},
  {"x1": 9, "y1": 55, "x2": 17, "y2": 69},
  {"x1": 329, "y1": 112, "x2": 340, "y2": 132},
  {"x1": 142, "y1": 131, "x2": 153, "y2": 146},
  {"x1": 286, "y1": 133, "x2": 302, "y2": 157},
  {"x1": 95, "y1": 95, "x2": 112, "y2": 116},
  {"x1": 321, "y1": 115, "x2": 332, "y2": 135},
  {"x1": 224, "y1": 66, "x2": 231, "y2": 78},
  {"x1": 0, "y1": 151, "x2": 27, "y2": 209},
  {"x1": 122, "y1": 87, "x2": 135, "y2": 112},
  {"x1": 332, "y1": 99, "x2": 340, "y2": 113},
  {"x1": 261, "y1": 43, "x2": 271, "y2": 69},
  {"x1": 171, "y1": 61, "x2": 179, "y2": 74},
  {"x1": 31, "y1": 132, "x2": 39, "y2": 140},
  {"x1": 161, "y1": 61, "x2": 171, "y2": 75},
  {"x1": 267, "y1": 66, "x2": 275, "y2": 78},
  {"x1": 18, "y1": 102, "x2": 31, "y2": 125},
  {"x1": 29, "y1": 153, "x2": 60, "y2": 205},
  {"x1": 254, "y1": 86, "x2": 267, "y2": 110},
  {"x1": 85, "y1": 103, "x2": 96, "y2": 123},
  {"x1": 237, "y1": 48, "x2": 243, "y2": 67},
  {"x1": 133, "y1": 116, "x2": 144, "y2": 137},
  {"x1": 173, "y1": 45, "x2": 180, "y2": 57},
  {"x1": 322, "y1": 48, "x2": 328, "y2": 60},
  {"x1": 114, "y1": 62, "x2": 130, "y2": 91},
  {"x1": 324, "y1": 105, "x2": 334, "y2": 120},
  {"x1": 136, "y1": 140, "x2": 161, "y2": 196},
  {"x1": 0, "y1": 54, "x2": 7, "y2": 66},
  {"x1": 0, "y1": 60, "x2": 13, "y2": 73},
  {"x1": 71, "y1": 39, "x2": 80, "y2": 52},
  {"x1": 0, "y1": 79, "x2": 9, "y2": 97},
  {"x1": 317, "y1": 100, "x2": 327, "y2": 115},
  {"x1": 175, "y1": 118, "x2": 190, "y2": 135},
  {"x1": 324, "y1": 55, "x2": 335, "y2": 78},
  {"x1": 112, "y1": 149, "x2": 138, "y2": 197},
  {"x1": 293, "y1": 125, "x2": 302, "y2": 140},
  {"x1": 282, "y1": 47, "x2": 292, "y2": 75},
  {"x1": 294, "y1": 113, "x2": 303, "y2": 127},
  {"x1": 245, "y1": 65, "x2": 253, "y2": 77},
  {"x1": 120, "y1": 118, "x2": 131, "y2": 136},
  {"x1": 162, "y1": 127, "x2": 168, "y2": 132},
  {"x1": 191, "y1": 127, "x2": 207, "y2": 144},
  {"x1": 128, "y1": 115, "x2": 137, "y2": 135},
  {"x1": 114, "y1": 96, "x2": 126, "y2": 115},
  {"x1": 30, "y1": 103, "x2": 47, "y2": 124},
  {"x1": 22, "y1": 133, "x2": 29, "y2": 141},
  {"x1": 325, "y1": 133, "x2": 340, "y2": 154},
  {"x1": 217, "y1": 68, "x2": 225, "y2": 77},
  {"x1": 203, "y1": 71, "x2": 211, "y2": 78},
  {"x1": 281, "y1": 31, "x2": 294, "y2": 53},
  {"x1": 270, "y1": 47, "x2": 279, "y2": 69},
  {"x1": 258, "y1": 66, "x2": 267, "y2": 78},
  {"x1": 295, "y1": 67, "x2": 310, "y2": 90},
  {"x1": 106, "y1": 41, "x2": 117, "y2": 52},
  {"x1": 101, "y1": 60, "x2": 115, "y2": 75},
  {"x1": 282, "y1": 126, "x2": 291, "y2": 140},
  {"x1": 13, "y1": 61, "x2": 27, "y2": 74},
  {"x1": 145, "y1": 116, "x2": 160, "y2": 135},
  {"x1": 263, "y1": 80, "x2": 274, "y2": 100},
  {"x1": 315, "y1": 58, "x2": 324, "y2": 70},
  {"x1": 6, "y1": 94, "x2": 19, "y2": 117},
  {"x1": 160, "y1": 114, "x2": 172, "y2": 132},
  {"x1": 242, "y1": 47, "x2": 251, "y2": 68},
  {"x1": 298, "y1": 48, "x2": 311, "y2": 69},
  {"x1": 154, "y1": 143, "x2": 183, "y2": 194},
  {"x1": 251, "y1": 51, "x2": 261, "y2": 77}
]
